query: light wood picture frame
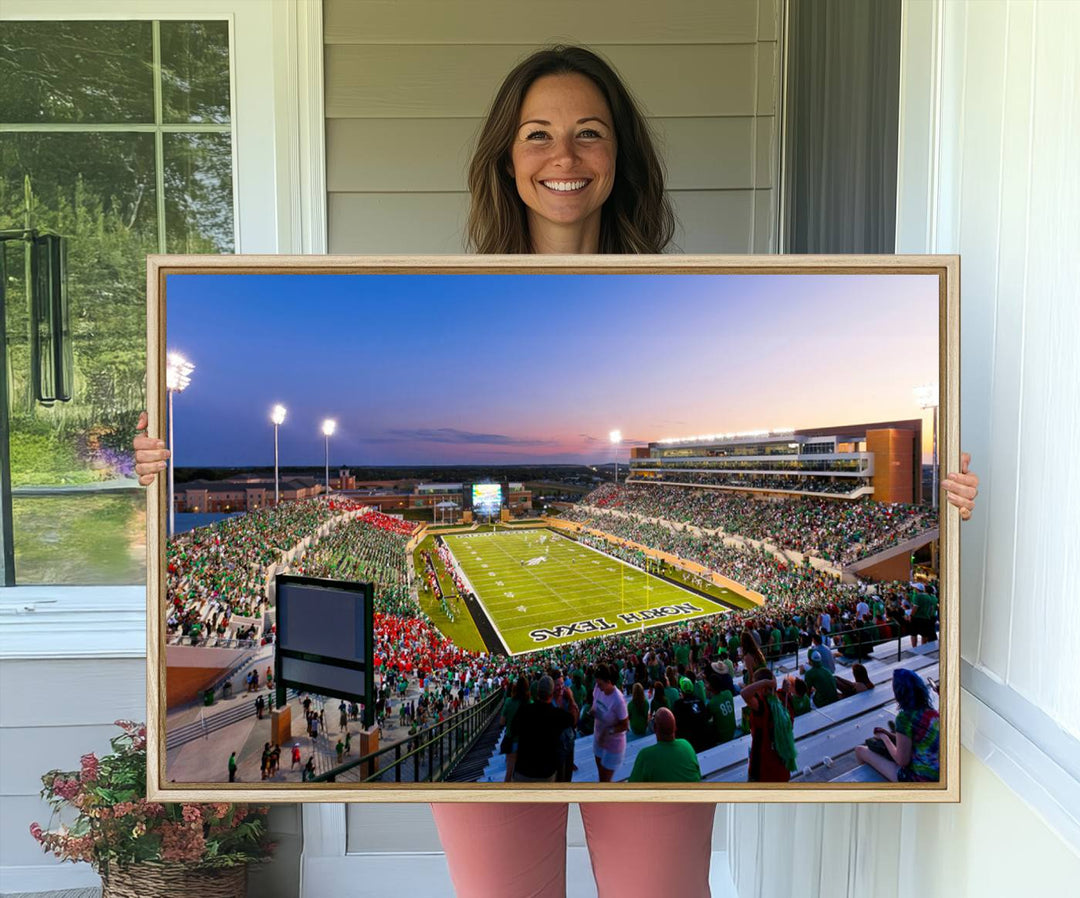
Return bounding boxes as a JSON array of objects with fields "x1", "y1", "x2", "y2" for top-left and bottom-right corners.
[{"x1": 146, "y1": 253, "x2": 959, "y2": 804}]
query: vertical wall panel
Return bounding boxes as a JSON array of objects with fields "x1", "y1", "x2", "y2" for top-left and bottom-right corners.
[
  {"x1": 1006, "y1": 4, "x2": 1080, "y2": 728},
  {"x1": 984, "y1": 0, "x2": 1037, "y2": 687},
  {"x1": 929, "y1": 0, "x2": 991, "y2": 663},
  {"x1": 953, "y1": 0, "x2": 1011, "y2": 679}
]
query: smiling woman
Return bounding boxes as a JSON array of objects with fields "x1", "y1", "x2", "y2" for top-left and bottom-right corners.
[
  {"x1": 466, "y1": 45, "x2": 674, "y2": 255},
  {"x1": 509, "y1": 73, "x2": 617, "y2": 253}
]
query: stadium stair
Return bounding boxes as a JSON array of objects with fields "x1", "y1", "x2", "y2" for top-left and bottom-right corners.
[
  {"x1": 166, "y1": 688, "x2": 301, "y2": 751},
  {"x1": 827, "y1": 761, "x2": 889, "y2": 782},
  {"x1": 703, "y1": 660, "x2": 938, "y2": 783},
  {"x1": 443, "y1": 711, "x2": 508, "y2": 782}
]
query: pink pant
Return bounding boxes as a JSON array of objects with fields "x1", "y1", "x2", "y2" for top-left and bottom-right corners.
[{"x1": 431, "y1": 802, "x2": 716, "y2": 898}]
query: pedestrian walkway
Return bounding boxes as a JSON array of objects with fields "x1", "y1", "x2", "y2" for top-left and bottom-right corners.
[
  {"x1": 164, "y1": 670, "x2": 455, "y2": 784},
  {"x1": 167, "y1": 643, "x2": 276, "y2": 730}
]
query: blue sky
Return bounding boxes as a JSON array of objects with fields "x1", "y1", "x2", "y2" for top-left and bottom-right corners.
[{"x1": 165, "y1": 272, "x2": 939, "y2": 466}]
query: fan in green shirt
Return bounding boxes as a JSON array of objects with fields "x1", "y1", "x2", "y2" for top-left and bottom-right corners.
[
  {"x1": 769, "y1": 626, "x2": 783, "y2": 658},
  {"x1": 628, "y1": 708, "x2": 702, "y2": 783},
  {"x1": 728, "y1": 634, "x2": 741, "y2": 659},
  {"x1": 627, "y1": 684, "x2": 651, "y2": 736},
  {"x1": 912, "y1": 590, "x2": 937, "y2": 619},
  {"x1": 570, "y1": 673, "x2": 587, "y2": 710},
  {"x1": 803, "y1": 650, "x2": 838, "y2": 706},
  {"x1": 783, "y1": 675, "x2": 812, "y2": 716},
  {"x1": 706, "y1": 685, "x2": 736, "y2": 744}
]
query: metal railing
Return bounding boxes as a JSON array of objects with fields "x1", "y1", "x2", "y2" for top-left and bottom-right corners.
[
  {"x1": 313, "y1": 689, "x2": 504, "y2": 784},
  {"x1": 773, "y1": 617, "x2": 930, "y2": 672},
  {"x1": 168, "y1": 634, "x2": 262, "y2": 649}
]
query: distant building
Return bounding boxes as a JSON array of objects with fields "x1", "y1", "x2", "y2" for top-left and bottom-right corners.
[
  {"x1": 331, "y1": 468, "x2": 357, "y2": 490},
  {"x1": 172, "y1": 473, "x2": 534, "y2": 516},
  {"x1": 629, "y1": 420, "x2": 924, "y2": 504},
  {"x1": 173, "y1": 476, "x2": 322, "y2": 513}
]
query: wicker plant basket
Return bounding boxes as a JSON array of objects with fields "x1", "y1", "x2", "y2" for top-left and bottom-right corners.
[{"x1": 100, "y1": 862, "x2": 247, "y2": 898}]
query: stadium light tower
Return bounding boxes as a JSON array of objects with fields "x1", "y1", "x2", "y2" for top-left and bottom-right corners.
[
  {"x1": 610, "y1": 430, "x2": 623, "y2": 485},
  {"x1": 914, "y1": 383, "x2": 939, "y2": 509},
  {"x1": 166, "y1": 352, "x2": 195, "y2": 537},
  {"x1": 271, "y1": 404, "x2": 287, "y2": 506},
  {"x1": 322, "y1": 418, "x2": 337, "y2": 498}
]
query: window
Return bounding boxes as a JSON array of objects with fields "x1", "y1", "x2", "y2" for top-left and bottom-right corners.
[{"x1": 1, "y1": 19, "x2": 235, "y2": 584}]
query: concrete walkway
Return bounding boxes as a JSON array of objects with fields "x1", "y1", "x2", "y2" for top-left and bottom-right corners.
[
  {"x1": 167, "y1": 643, "x2": 276, "y2": 729},
  {"x1": 165, "y1": 674, "x2": 447, "y2": 784}
]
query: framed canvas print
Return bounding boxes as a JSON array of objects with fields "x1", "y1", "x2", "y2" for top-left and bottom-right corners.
[{"x1": 145, "y1": 254, "x2": 959, "y2": 804}]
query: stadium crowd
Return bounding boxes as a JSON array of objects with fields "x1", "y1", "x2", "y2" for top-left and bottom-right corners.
[
  {"x1": 572, "y1": 483, "x2": 936, "y2": 565},
  {"x1": 165, "y1": 495, "x2": 938, "y2": 785},
  {"x1": 440, "y1": 595, "x2": 937, "y2": 784},
  {"x1": 291, "y1": 510, "x2": 416, "y2": 616},
  {"x1": 165, "y1": 498, "x2": 366, "y2": 643},
  {"x1": 640, "y1": 470, "x2": 868, "y2": 496}
]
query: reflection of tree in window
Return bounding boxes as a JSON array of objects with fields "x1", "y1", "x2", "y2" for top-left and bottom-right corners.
[{"x1": 0, "y1": 20, "x2": 234, "y2": 584}]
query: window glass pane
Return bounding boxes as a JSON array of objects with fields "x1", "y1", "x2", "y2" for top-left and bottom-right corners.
[
  {"x1": 1, "y1": 20, "x2": 234, "y2": 587},
  {"x1": 2, "y1": 132, "x2": 157, "y2": 585},
  {"x1": 160, "y1": 21, "x2": 232, "y2": 124},
  {"x1": 12, "y1": 494, "x2": 145, "y2": 585},
  {"x1": 164, "y1": 133, "x2": 235, "y2": 253},
  {"x1": 0, "y1": 22, "x2": 154, "y2": 124}
]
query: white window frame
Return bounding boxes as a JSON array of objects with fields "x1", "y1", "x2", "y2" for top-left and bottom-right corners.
[{"x1": 0, "y1": 0, "x2": 326, "y2": 659}]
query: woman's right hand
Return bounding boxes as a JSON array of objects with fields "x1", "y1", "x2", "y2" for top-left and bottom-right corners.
[{"x1": 133, "y1": 411, "x2": 170, "y2": 486}]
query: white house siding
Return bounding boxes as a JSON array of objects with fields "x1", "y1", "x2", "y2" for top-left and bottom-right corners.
[{"x1": 324, "y1": 0, "x2": 781, "y2": 254}]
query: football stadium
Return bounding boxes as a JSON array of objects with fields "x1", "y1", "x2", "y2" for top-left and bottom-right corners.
[{"x1": 164, "y1": 418, "x2": 941, "y2": 789}]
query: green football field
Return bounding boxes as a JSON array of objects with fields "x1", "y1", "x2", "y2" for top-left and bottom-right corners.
[{"x1": 442, "y1": 529, "x2": 739, "y2": 655}]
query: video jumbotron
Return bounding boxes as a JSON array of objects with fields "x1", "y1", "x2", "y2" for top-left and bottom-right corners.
[{"x1": 163, "y1": 272, "x2": 943, "y2": 789}]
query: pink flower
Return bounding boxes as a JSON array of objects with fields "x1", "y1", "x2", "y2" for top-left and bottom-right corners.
[
  {"x1": 112, "y1": 801, "x2": 136, "y2": 818},
  {"x1": 181, "y1": 805, "x2": 202, "y2": 824},
  {"x1": 160, "y1": 821, "x2": 206, "y2": 863},
  {"x1": 29, "y1": 822, "x2": 44, "y2": 842},
  {"x1": 52, "y1": 777, "x2": 80, "y2": 801},
  {"x1": 80, "y1": 753, "x2": 100, "y2": 782}
]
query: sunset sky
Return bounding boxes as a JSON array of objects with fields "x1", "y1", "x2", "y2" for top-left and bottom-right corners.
[{"x1": 165, "y1": 272, "x2": 939, "y2": 467}]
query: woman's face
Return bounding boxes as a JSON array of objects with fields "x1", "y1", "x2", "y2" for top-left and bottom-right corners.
[{"x1": 509, "y1": 73, "x2": 616, "y2": 242}]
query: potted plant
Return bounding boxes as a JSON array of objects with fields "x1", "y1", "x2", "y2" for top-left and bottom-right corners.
[{"x1": 30, "y1": 720, "x2": 273, "y2": 897}]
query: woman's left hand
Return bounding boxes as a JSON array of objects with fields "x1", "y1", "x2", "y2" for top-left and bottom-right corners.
[{"x1": 941, "y1": 451, "x2": 979, "y2": 521}]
